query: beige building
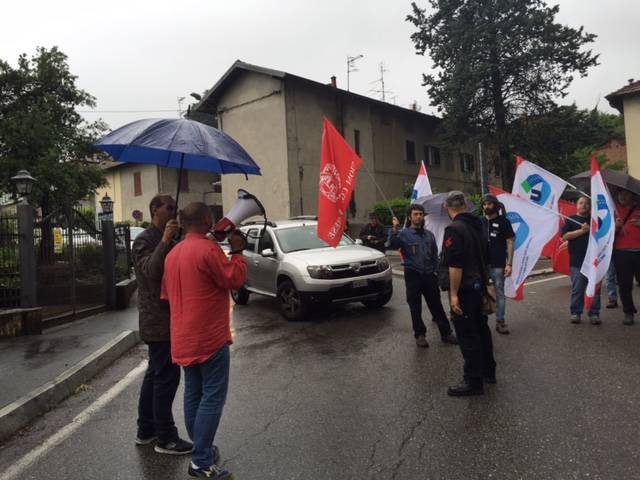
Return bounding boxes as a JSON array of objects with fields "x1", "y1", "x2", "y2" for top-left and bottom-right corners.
[
  {"x1": 606, "y1": 80, "x2": 640, "y2": 177},
  {"x1": 193, "y1": 61, "x2": 483, "y2": 223},
  {"x1": 95, "y1": 162, "x2": 222, "y2": 223}
]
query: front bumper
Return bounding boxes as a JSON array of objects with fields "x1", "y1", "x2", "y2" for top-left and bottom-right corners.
[{"x1": 301, "y1": 277, "x2": 393, "y2": 304}]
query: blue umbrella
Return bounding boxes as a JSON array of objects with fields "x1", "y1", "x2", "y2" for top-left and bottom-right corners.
[{"x1": 95, "y1": 117, "x2": 261, "y2": 207}]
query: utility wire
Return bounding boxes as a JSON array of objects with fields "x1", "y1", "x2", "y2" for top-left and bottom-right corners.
[{"x1": 77, "y1": 109, "x2": 179, "y2": 113}]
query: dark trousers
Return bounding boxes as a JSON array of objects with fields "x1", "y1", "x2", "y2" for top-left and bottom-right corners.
[
  {"x1": 137, "y1": 341, "x2": 180, "y2": 443},
  {"x1": 614, "y1": 250, "x2": 640, "y2": 314},
  {"x1": 450, "y1": 288, "x2": 496, "y2": 386},
  {"x1": 404, "y1": 269, "x2": 452, "y2": 338}
]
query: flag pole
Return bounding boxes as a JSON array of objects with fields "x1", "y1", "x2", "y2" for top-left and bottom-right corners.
[
  {"x1": 359, "y1": 159, "x2": 396, "y2": 220},
  {"x1": 524, "y1": 199, "x2": 584, "y2": 226}
]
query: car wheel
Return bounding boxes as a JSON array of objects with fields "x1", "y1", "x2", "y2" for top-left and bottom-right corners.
[
  {"x1": 362, "y1": 289, "x2": 393, "y2": 308},
  {"x1": 277, "y1": 280, "x2": 308, "y2": 321},
  {"x1": 231, "y1": 287, "x2": 250, "y2": 305}
]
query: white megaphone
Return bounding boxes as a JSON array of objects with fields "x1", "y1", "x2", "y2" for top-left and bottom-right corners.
[{"x1": 212, "y1": 189, "x2": 266, "y2": 241}]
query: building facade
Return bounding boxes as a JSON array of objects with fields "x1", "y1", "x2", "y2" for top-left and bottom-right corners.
[
  {"x1": 95, "y1": 162, "x2": 222, "y2": 223},
  {"x1": 194, "y1": 61, "x2": 485, "y2": 223},
  {"x1": 606, "y1": 80, "x2": 640, "y2": 177}
]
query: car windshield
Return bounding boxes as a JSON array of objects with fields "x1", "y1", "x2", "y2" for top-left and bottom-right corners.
[
  {"x1": 274, "y1": 224, "x2": 353, "y2": 253},
  {"x1": 130, "y1": 227, "x2": 145, "y2": 240}
]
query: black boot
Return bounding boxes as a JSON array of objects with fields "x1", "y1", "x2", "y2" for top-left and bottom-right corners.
[{"x1": 447, "y1": 381, "x2": 484, "y2": 397}]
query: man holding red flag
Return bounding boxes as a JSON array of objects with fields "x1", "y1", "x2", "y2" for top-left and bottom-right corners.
[{"x1": 317, "y1": 118, "x2": 363, "y2": 247}]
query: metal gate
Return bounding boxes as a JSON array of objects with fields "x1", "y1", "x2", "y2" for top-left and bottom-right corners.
[{"x1": 34, "y1": 206, "x2": 105, "y2": 320}]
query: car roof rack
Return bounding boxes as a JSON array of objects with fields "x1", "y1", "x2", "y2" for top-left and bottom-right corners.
[
  {"x1": 240, "y1": 220, "x2": 277, "y2": 228},
  {"x1": 288, "y1": 215, "x2": 318, "y2": 220}
]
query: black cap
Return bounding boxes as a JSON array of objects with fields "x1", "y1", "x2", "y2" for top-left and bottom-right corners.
[{"x1": 481, "y1": 193, "x2": 499, "y2": 205}]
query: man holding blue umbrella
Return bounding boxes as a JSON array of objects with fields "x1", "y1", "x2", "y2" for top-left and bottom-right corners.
[{"x1": 133, "y1": 194, "x2": 193, "y2": 455}]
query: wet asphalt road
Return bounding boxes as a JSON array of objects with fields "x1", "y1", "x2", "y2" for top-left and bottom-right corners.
[{"x1": 1, "y1": 275, "x2": 640, "y2": 479}]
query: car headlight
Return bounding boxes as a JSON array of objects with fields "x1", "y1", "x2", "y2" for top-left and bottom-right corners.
[
  {"x1": 307, "y1": 265, "x2": 332, "y2": 279},
  {"x1": 376, "y1": 258, "x2": 389, "y2": 272}
]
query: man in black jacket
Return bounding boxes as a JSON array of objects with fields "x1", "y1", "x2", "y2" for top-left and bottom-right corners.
[
  {"x1": 442, "y1": 191, "x2": 496, "y2": 397},
  {"x1": 359, "y1": 212, "x2": 387, "y2": 252},
  {"x1": 133, "y1": 194, "x2": 192, "y2": 454}
]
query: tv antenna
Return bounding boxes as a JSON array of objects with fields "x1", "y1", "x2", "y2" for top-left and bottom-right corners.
[
  {"x1": 368, "y1": 62, "x2": 392, "y2": 102},
  {"x1": 347, "y1": 54, "x2": 364, "y2": 92}
]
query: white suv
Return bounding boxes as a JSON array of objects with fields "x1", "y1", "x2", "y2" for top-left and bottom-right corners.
[{"x1": 231, "y1": 219, "x2": 393, "y2": 321}]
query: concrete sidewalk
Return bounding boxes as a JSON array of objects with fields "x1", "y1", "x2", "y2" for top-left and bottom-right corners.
[{"x1": 0, "y1": 294, "x2": 140, "y2": 441}]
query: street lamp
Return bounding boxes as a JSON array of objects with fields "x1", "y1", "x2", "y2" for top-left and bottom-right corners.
[
  {"x1": 11, "y1": 169, "x2": 36, "y2": 200},
  {"x1": 99, "y1": 194, "x2": 114, "y2": 221}
]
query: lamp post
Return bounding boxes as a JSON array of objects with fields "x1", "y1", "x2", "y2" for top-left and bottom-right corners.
[
  {"x1": 99, "y1": 193, "x2": 116, "y2": 309},
  {"x1": 11, "y1": 170, "x2": 37, "y2": 308}
]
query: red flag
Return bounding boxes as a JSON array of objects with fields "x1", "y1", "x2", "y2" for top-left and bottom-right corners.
[{"x1": 317, "y1": 118, "x2": 363, "y2": 247}]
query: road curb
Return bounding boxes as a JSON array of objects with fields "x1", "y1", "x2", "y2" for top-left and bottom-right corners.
[
  {"x1": 392, "y1": 267, "x2": 555, "y2": 279},
  {"x1": 0, "y1": 330, "x2": 140, "y2": 442}
]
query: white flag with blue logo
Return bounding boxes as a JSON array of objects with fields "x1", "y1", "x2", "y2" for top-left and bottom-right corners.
[
  {"x1": 411, "y1": 161, "x2": 432, "y2": 200},
  {"x1": 495, "y1": 190, "x2": 559, "y2": 298},
  {"x1": 512, "y1": 156, "x2": 568, "y2": 211},
  {"x1": 580, "y1": 157, "x2": 615, "y2": 310}
]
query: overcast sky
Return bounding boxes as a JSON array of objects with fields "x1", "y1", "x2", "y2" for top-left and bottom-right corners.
[{"x1": 3, "y1": 0, "x2": 639, "y2": 131}]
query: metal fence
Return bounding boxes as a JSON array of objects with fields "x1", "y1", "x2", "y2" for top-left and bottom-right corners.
[
  {"x1": 34, "y1": 206, "x2": 106, "y2": 320},
  {"x1": 0, "y1": 203, "x2": 135, "y2": 318},
  {"x1": 0, "y1": 213, "x2": 20, "y2": 308}
]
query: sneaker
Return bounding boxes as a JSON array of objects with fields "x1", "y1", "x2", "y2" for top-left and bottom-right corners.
[
  {"x1": 606, "y1": 299, "x2": 618, "y2": 309},
  {"x1": 623, "y1": 313, "x2": 635, "y2": 326},
  {"x1": 447, "y1": 382, "x2": 484, "y2": 397},
  {"x1": 135, "y1": 435, "x2": 157, "y2": 446},
  {"x1": 441, "y1": 333, "x2": 458, "y2": 345},
  {"x1": 589, "y1": 316, "x2": 601, "y2": 325},
  {"x1": 495, "y1": 322, "x2": 510, "y2": 335},
  {"x1": 570, "y1": 315, "x2": 581, "y2": 324},
  {"x1": 188, "y1": 463, "x2": 233, "y2": 479},
  {"x1": 154, "y1": 438, "x2": 193, "y2": 455},
  {"x1": 415, "y1": 335, "x2": 429, "y2": 348}
]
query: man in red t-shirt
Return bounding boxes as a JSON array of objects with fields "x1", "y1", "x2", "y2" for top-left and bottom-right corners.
[
  {"x1": 613, "y1": 189, "x2": 640, "y2": 325},
  {"x1": 162, "y1": 202, "x2": 246, "y2": 480}
]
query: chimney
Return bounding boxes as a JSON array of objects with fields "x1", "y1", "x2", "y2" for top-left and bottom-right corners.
[
  {"x1": 330, "y1": 76, "x2": 337, "y2": 88},
  {"x1": 629, "y1": 78, "x2": 636, "y2": 85}
]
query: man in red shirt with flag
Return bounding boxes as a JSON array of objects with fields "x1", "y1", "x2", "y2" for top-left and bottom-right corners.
[{"x1": 161, "y1": 202, "x2": 247, "y2": 480}]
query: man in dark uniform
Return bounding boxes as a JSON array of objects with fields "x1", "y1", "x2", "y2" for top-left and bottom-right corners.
[
  {"x1": 359, "y1": 212, "x2": 387, "y2": 252},
  {"x1": 442, "y1": 191, "x2": 496, "y2": 397},
  {"x1": 481, "y1": 194, "x2": 515, "y2": 334},
  {"x1": 133, "y1": 194, "x2": 193, "y2": 454},
  {"x1": 389, "y1": 203, "x2": 457, "y2": 348}
]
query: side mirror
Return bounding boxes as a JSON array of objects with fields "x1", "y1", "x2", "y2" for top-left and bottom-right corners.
[
  {"x1": 355, "y1": 239, "x2": 363, "y2": 245},
  {"x1": 261, "y1": 248, "x2": 276, "y2": 258}
]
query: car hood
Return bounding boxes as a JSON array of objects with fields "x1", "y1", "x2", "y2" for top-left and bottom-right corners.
[{"x1": 287, "y1": 245, "x2": 385, "y2": 266}]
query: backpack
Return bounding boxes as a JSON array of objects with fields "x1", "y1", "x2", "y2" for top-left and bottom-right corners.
[
  {"x1": 437, "y1": 221, "x2": 487, "y2": 293},
  {"x1": 437, "y1": 250, "x2": 450, "y2": 291}
]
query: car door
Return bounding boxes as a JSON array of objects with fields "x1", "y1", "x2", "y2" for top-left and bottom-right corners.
[
  {"x1": 253, "y1": 229, "x2": 279, "y2": 294},
  {"x1": 242, "y1": 228, "x2": 260, "y2": 289}
]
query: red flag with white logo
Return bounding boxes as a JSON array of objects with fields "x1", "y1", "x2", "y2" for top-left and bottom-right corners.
[{"x1": 317, "y1": 118, "x2": 363, "y2": 247}]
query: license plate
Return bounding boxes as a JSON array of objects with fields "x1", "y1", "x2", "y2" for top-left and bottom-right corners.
[{"x1": 352, "y1": 279, "x2": 368, "y2": 288}]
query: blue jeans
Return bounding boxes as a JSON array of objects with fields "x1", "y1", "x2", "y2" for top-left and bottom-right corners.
[
  {"x1": 570, "y1": 267, "x2": 601, "y2": 316},
  {"x1": 606, "y1": 263, "x2": 617, "y2": 301},
  {"x1": 489, "y1": 268, "x2": 506, "y2": 322},
  {"x1": 183, "y1": 345, "x2": 230, "y2": 469}
]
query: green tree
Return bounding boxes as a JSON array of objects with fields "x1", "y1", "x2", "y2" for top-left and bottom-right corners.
[
  {"x1": 0, "y1": 46, "x2": 107, "y2": 209},
  {"x1": 510, "y1": 105, "x2": 625, "y2": 178},
  {"x1": 407, "y1": 0, "x2": 599, "y2": 189}
]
